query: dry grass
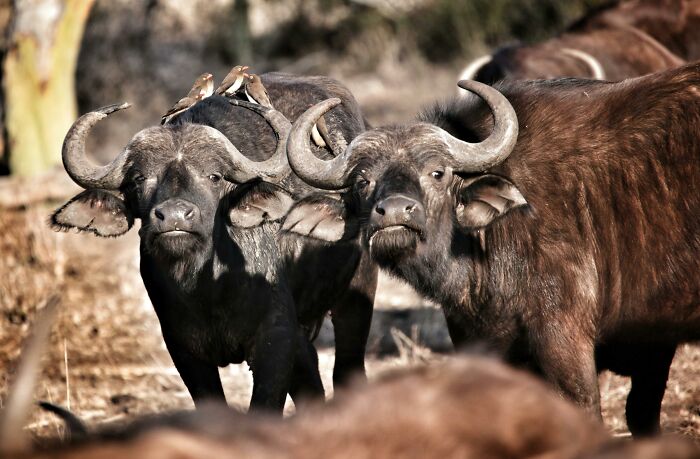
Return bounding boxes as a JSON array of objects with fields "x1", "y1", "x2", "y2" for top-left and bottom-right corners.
[{"x1": 0, "y1": 202, "x2": 163, "y2": 440}]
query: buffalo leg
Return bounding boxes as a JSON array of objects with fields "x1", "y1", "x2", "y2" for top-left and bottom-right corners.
[
  {"x1": 442, "y1": 310, "x2": 470, "y2": 348},
  {"x1": 331, "y1": 252, "x2": 378, "y2": 387},
  {"x1": 249, "y1": 308, "x2": 297, "y2": 414},
  {"x1": 625, "y1": 345, "x2": 676, "y2": 436},
  {"x1": 289, "y1": 332, "x2": 325, "y2": 408},
  {"x1": 536, "y1": 328, "x2": 602, "y2": 418},
  {"x1": 166, "y1": 341, "x2": 226, "y2": 407}
]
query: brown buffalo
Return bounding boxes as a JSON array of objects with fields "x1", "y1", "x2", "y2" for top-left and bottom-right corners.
[
  {"x1": 3, "y1": 310, "x2": 698, "y2": 459},
  {"x1": 14, "y1": 357, "x2": 700, "y2": 459},
  {"x1": 572, "y1": 0, "x2": 700, "y2": 62},
  {"x1": 283, "y1": 63, "x2": 700, "y2": 436},
  {"x1": 461, "y1": 1, "x2": 686, "y2": 84},
  {"x1": 13, "y1": 356, "x2": 611, "y2": 459}
]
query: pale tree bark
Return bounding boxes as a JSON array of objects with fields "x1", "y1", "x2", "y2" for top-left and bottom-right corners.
[
  {"x1": 233, "y1": 0, "x2": 252, "y2": 64},
  {"x1": 3, "y1": 0, "x2": 94, "y2": 177}
]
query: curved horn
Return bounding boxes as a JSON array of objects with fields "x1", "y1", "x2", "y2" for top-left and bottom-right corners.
[
  {"x1": 447, "y1": 80, "x2": 519, "y2": 172},
  {"x1": 286, "y1": 98, "x2": 353, "y2": 190},
  {"x1": 62, "y1": 103, "x2": 132, "y2": 190},
  {"x1": 457, "y1": 55, "x2": 493, "y2": 93},
  {"x1": 561, "y1": 48, "x2": 605, "y2": 80},
  {"x1": 209, "y1": 99, "x2": 292, "y2": 183}
]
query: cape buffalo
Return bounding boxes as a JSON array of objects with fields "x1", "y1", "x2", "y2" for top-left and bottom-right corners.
[
  {"x1": 50, "y1": 73, "x2": 377, "y2": 413},
  {"x1": 22, "y1": 356, "x2": 614, "y2": 459},
  {"x1": 282, "y1": 63, "x2": 700, "y2": 436},
  {"x1": 460, "y1": 1, "x2": 686, "y2": 85},
  {"x1": 572, "y1": 0, "x2": 700, "y2": 62}
]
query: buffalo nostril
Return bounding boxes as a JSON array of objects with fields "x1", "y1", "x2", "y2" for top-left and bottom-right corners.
[
  {"x1": 375, "y1": 205, "x2": 386, "y2": 216},
  {"x1": 155, "y1": 209, "x2": 165, "y2": 221},
  {"x1": 184, "y1": 208, "x2": 195, "y2": 220}
]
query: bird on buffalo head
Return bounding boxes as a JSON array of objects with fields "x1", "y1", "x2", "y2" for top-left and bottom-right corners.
[
  {"x1": 245, "y1": 74, "x2": 274, "y2": 109},
  {"x1": 215, "y1": 65, "x2": 250, "y2": 96},
  {"x1": 161, "y1": 73, "x2": 214, "y2": 124}
]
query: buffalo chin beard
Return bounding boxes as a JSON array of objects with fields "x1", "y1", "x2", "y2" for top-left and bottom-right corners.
[
  {"x1": 147, "y1": 231, "x2": 203, "y2": 260},
  {"x1": 367, "y1": 226, "x2": 422, "y2": 265}
]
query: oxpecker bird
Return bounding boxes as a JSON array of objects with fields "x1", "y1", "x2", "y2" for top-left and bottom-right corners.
[
  {"x1": 244, "y1": 74, "x2": 274, "y2": 109},
  {"x1": 161, "y1": 73, "x2": 214, "y2": 124},
  {"x1": 215, "y1": 65, "x2": 250, "y2": 96}
]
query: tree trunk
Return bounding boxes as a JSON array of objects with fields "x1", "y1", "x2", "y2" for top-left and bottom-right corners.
[
  {"x1": 3, "y1": 0, "x2": 94, "y2": 177},
  {"x1": 232, "y1": 0, "x2": 252, "y2": 64}
]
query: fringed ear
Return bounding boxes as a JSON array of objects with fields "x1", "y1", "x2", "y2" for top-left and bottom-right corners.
[
  {"x1": 281, "y1": 193, "x2": 358, "y2": 242},
  {"x1": 228, "y1": 181, "x2": 294, "y2": 228},
  {"x1": 455, "y1": 174, "x2": 527, "y2": 230},
  {"x1": 50, "y1": 190, "x2": 134, "y2": 237}
]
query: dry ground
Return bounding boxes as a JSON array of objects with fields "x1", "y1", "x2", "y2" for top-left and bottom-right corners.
[{"x1": 1, "y1": 62, "x2": 700, "y2": 444}]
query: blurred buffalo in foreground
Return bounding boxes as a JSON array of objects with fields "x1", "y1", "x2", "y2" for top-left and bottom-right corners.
[
  {"x1": 283, "y1": 63, "x2": 700, "y2": 436},
  {"x1": 12, "y1": 356, "x2": 700, "y2": 459},
  {"x1": 2, "y1": 306, "x2": 697, "y2": 459}
]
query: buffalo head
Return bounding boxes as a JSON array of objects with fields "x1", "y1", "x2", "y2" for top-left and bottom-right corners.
[
  {"x1": 282, "y1": 81, "x2": 526, "y2": 265},
  {"x1": 52, "y1": 99, "x2": 294, "y2": 259}
]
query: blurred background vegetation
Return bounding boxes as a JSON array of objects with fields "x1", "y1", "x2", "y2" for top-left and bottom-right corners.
[{"x1": 0, "y1": 0, "x2": 610, "y2": 178}]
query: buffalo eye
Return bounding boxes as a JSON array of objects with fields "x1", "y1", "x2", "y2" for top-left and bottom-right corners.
[
  {"x1": 430, "y1": 170, "x2": 444, "y2": 180},
  {"x1": 355, "y1": 178, "x2": 373, "y2": 194},
  {"x1": 133, "y1": 174, "x2": 146, "y2": 184},
  {"x1": 208, "y1": 173, "x2": 222, "y2": 183}
]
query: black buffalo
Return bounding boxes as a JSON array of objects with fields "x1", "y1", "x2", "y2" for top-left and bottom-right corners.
[
  {"x1": 282, "y1": 64, "x2": 700, "y2": 435},
  {"x1": 51, "y1": 73, "x2": 377, "y2": 413}
]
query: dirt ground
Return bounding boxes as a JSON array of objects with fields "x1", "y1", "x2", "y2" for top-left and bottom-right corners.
[{"x1": 1, "y1": 63, "x2": 700, "y2": 444}]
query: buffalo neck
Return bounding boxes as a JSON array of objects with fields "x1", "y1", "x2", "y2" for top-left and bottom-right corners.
[
  {"x1": 378, "y1": 225, "x2": 488, "y2": 315},
  {"x1": 139, "y1": 220, "x2": 285, "y2": 299}
]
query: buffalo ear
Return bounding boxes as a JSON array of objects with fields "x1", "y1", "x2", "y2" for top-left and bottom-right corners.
[
  {"x1": 228, "y1": 181, "x2": 294, "y2": 228},
  {"x1": 281, "y1": 193, "x2": 358, "y2": 242},
  {"x1": 50, "y1": 189, "x2": 134, "y2": 237},
  {"x1": 454, "y1": 174, "x2": 527, "y2": 230}
]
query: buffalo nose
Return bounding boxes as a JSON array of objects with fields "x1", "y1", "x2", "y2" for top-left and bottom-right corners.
[
  {"x1": 153, "y1": 199, "x2": 199, "y2": 228},
  {"x1": 372, "y1": 195, "x2": 425, "y2": 227},
  {"x1": 375, "y1": 200, "x2": 416, "y2": 216}
]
